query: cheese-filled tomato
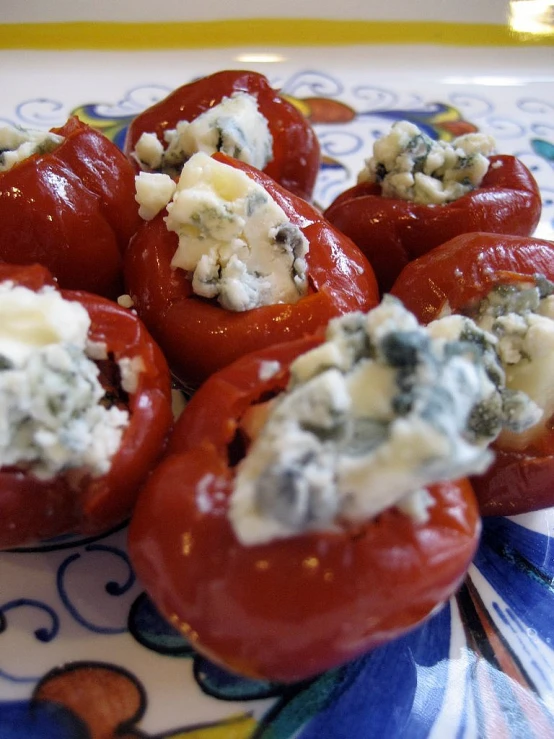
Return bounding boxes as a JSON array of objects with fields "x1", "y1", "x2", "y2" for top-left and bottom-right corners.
[
  {"x1": 124, "y1": 151, "x2": 378, "y2": 387},
  {"x1": 0, "y1": 263, "x2": 173, "y2": 549},
  {"x1": 127, "y1": 296, "x2": 519, "y2": 683},
  {"x1": 325, "y1": 121, "x2": 542, "y2": 293},
  {"x1": 392, "y1": 232, "x2": 554, "y2": 516},
  {"x1": 0, "y1": 117, "x2": 141, "y2": 299},
  {"x1": 123, "y1": 69, "x2": 321, "y2": 201}
]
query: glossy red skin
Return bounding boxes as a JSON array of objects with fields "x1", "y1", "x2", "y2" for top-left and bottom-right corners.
[
  {"x1": 324, "y1": 155, "x2": 542, "y2": 294},
  {"x1": 0, "y1": 264, "x2": 174, "y2": 549},
  {"x1": 391, "y1": 232, "x2": 554, "y2": 517},
  {"x1": 123, "y1": 70, "x2": 321, "y2": 201},
  {"x1": 124, "y1": 152, "x2": 379, "y2": 387},
  {"x1": 129, "y1": 336, "x2": 481, "y2": 684},
  {"x1": 0, "y1": 117, "x2": 141, "y2": 299}
]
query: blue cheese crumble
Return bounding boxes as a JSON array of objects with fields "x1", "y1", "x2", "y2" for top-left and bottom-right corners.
[
  {"x1": 357, "y1": 121, "x2": 496, "y2": 205},
  {"x1": 466, "y1": 276, "x2": 554, "y2": 446},
  {"x1": 132, "y1": 92, "x2": 273, "y2": 178},
  {"x1": 0, "y1": 282, "x2": 130, "y2": 480},
  {"x1": 229, "y1": 296, "x2": 538, "y2": 545},
  {"x1": 137, "y1": 152, "x2": 309, "y2": 312},
  {"x1": 135, "y1": 172, "x2": 177, "y2": 221},
  {"x1": 0, "y1": 124, "x2": 64, "y2": 172}
]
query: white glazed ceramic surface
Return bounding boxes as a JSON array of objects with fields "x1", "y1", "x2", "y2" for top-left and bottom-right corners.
[
  {"x1": 0, "y1": 0, "x2": 517, "y2": 24},
  {"x1": 0, "y1": 39, "x2": 554, "y2": 739}
]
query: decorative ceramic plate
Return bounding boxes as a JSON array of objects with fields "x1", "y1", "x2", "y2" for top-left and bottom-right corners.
[{"x1": 1, "y1": 27, "x2": 554, "y2": 739}]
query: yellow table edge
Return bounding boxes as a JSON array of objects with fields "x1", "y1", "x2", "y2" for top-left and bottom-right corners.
[{"x1": 2, "y1": 18, "x2": 553, "y2": 51}]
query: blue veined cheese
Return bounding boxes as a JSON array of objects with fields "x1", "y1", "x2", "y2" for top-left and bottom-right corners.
[
  {"x1": 0, "y1": 282, "x2": 131, "y2": 480},
  {"x1": 132, "y1": 92, "x2": 273, "y2": 177},
  {"x1": 357, "y1": 120, "x2": 496, "y2": 205},
  {"x1": 159, "y1": 152, "x2": 309, "y2": 312},
  {"x1": 229, "y1": 296, "x2": 538, "y2": 545},
  {"x1": 467, "y1": 276, "x2": 554, "y2": 446},
  {"x1": 0, "y1": 124, "x2": 64, "y2": 172}
]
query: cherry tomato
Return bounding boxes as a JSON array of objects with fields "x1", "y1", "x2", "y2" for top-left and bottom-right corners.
[
  {"x1": 129, "y1": 336, "x2": 481, "y2": 683},
  {"x1": 124, "y1": 152, "x2": 378, "y2": 387},
  {"x1": 123, "y1": 70, "x2": 321, "y2": 201},
  {"x1": 0, "y1": 263, "x2": 173, "y2": 549},
  {"x1": 324, "y1": 155, "x2": 542, "y2": 293},
  {"x1": 0, "y1": 117, "x2": 141, "y2": 299},
  {"x1": 391, "y1": 232, "x2": 554, "y2": 516}
]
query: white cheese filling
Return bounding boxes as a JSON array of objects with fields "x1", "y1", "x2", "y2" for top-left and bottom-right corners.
[
  {"x1": 136, "y1": 152, "x2": 309, "y2": 312},
  {"x1": 467, "y1": 277, "x2": 554, "y2": 448},
  {"x1": 135, "y1": 172, "x2": 177, "y2": 221},
  {"x1": 0, "y1": 124, "x2": 64, "y2": 172},
  {"x1": 229, "y1": 296, "x2": 539, "y2": 545},
  {"x1": 132, "y1": 91, "x2": 273, "y2": 178},
  {"x1": 0, "y1": 282, "x2": 132, "y2": 481},
  {"x1": 357, "y1": 120, "x2": 496, "y2": 205}
]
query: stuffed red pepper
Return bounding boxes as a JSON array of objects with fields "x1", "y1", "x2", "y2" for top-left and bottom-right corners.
[
  {"x1": 123, "y1": 69, "x2": 321, "y2": 202},
  {"x1": 0, "y1": 117, "x2": 141, "y2": 299},
  {"x1": 129, "y1": 295, "x2": 539, "y2": 683},
  {"x1": 125, "y1": 151, "x2": 378, "y2": 387},
  {"x1": 392, "y1": 232, "x2": 554, "y2": 516},
  {"x1": 325, "y1": 121, "x2": 542, "y2": 293},
  {"x1": 0, "y1": 263, "x2": 173, "y2": 549}
]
